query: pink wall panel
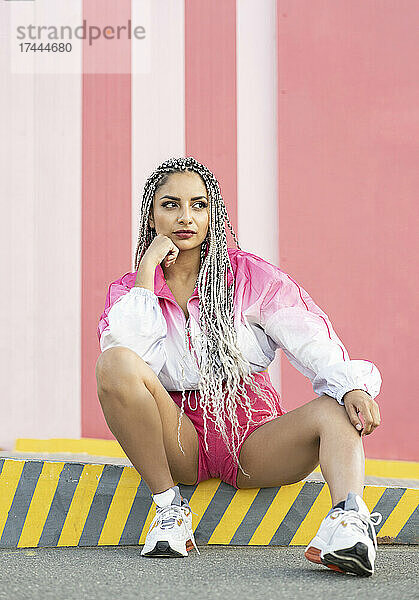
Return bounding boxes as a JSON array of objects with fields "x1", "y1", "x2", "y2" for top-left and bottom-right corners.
[
  {"x1": 82, "y1": 0, "x2": 132, "y2": 438},
  {"x1": 277, "y1": 1, "x2": 418, "y2": 460},
  {"x1": 185, "y1": 0, "x2": 238, "y2": 244}
]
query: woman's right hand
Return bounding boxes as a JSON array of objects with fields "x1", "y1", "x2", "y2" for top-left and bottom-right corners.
[{"x1": 141, "y1": 233, "x2": 180, "y2": 269}]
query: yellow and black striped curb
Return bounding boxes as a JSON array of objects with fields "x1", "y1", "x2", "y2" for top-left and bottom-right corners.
[{"x1": 0, "y1": 458, "x2": 417, "y2": 549}]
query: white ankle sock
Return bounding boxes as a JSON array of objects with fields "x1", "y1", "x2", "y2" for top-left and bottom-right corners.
[{"x1": 152, "y1": 485, "x2": 180, "y2": 508}]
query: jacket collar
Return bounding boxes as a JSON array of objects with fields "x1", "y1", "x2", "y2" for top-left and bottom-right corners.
[{"x1": 153, "y1": 263, "x2": 199, "y2": 301}]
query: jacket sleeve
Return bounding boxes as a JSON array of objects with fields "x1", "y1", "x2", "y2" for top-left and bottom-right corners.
[
  {"x1": 258, "y1": 272, "x2": 382, "y2": 404},
  {"x1": 97, "y1": 282, "x2": 167, "y2": 377}
]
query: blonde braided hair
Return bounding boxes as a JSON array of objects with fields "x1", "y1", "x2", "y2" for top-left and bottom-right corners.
[{"x1": 134, "y1": 156, "x2": 281, "y2": 480}]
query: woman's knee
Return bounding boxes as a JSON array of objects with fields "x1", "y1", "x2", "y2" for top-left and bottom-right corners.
[
  {"x1": 95, "y1": 347, "x2": 153, "y2": 396},
  {"x1": 308, "y1": 394, "x2": 345, "y2": 424},
  {"x1": 311, "y1": 394, "x2": 340, "y2": 410},
  {"x1": 311, "y1": 394, "x2": 358, "y2": 435}
]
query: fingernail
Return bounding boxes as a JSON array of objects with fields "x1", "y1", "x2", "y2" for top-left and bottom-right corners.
[{"x1": 356, "y1": 424, "x2": 362, "y2": 431}]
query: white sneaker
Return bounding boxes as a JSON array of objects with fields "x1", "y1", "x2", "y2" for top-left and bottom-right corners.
[
  {"x1": 305, "y1": 491, "x2": 382, "y2": 576},
  {"x1": 141, "y1": 491, "x2": 200, "y2": 558},
  {"x1": 181, "y1": 497, "x2": 200, "y2": 554}
]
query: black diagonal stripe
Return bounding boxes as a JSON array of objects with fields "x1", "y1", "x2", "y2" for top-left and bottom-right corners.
[
  {"x1": 396, "y1": 505, "x2": 419, "y2": 544},
  {"x1": 119, "y1": 478, "x2": 151, "y2": 545},
  {"x1": 371, "y1": 487, "x2": 406, "y2": 534},
  {"x1": 193, "y1": 481, "x2": 236, "y2": 544},
  {"x1": 0, "y1": 461, "x2": 43, "y2": 548},
  {"x1": 38, "y1": 463, "x2": 84, "y2": 547},
  {"x1": 177, "y1": 483, "x2": 197, "y2": 504},
  {"x1": 78, "y1": 465, "x2": 123, "y2": 547},
  {"x1": 230, "y1": 487, "x2": 280, "y2": 544},
  {"x1": 270, "y1": 482, "x2": 323, "y2": 545}
]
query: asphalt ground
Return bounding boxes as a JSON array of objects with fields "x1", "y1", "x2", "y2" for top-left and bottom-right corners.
[{"x1": 0, "y1": 546, "x2": 417, "y2": 600}]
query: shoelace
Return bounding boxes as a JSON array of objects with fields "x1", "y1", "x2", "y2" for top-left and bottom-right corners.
[
  {"x1": 149, "y1": 503, "x2": 201, "y2": 554},
  {"x1": 153, "y1": 504, "x2": 184, "y2": 530},
  {"x1": 340, "y1": 510, "x2": 383, "y2": 550},
  {"x1": 181, "y1": 503, "x2": 201, "y2": 555}
]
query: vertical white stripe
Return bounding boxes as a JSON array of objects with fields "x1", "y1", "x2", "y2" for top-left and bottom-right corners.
[
  {"x1": 131, "y1": 0, "x2": 185, "y2": 270},
  {"x1": 236, "y1": 0, "x2": 281, "y2": 391},
  {"x1": 0, "y1": 2, "x2": 82, "y2": 448}
]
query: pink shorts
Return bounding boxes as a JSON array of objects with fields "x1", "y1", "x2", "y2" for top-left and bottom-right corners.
[{"x1": 168, "y1": 371, "x2": 286, "y2": 489}]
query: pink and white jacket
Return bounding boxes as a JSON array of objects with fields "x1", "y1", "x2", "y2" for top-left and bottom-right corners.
[{"x1": 97, "y1": 248, "x2": 382, "y2": 404}]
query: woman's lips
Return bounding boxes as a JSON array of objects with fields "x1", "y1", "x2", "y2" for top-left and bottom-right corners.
[{"x1": 174, "y1": 232, "x2": 195, "y2": 238}]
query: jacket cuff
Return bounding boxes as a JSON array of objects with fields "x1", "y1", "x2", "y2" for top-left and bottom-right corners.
[
  {"x1": 128, "y1": 286, "x2": 158, "y2": 299},
  {"x1": 336, "y1": 387, "x2": 372, "y2": 405}
]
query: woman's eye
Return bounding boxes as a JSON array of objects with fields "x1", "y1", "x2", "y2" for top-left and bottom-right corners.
[{"x1": 162, "y1": 201, "x2": 207, "y2": 209}]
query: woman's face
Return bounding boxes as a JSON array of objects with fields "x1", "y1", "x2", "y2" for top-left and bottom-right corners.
[{"x1": 149, "y1": 171, "x2": 210, "y2": 249}]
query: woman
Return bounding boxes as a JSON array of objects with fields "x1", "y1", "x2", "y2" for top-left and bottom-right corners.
[{"x1": 96, "y1": 156, "x2": 382, "y2": 576}]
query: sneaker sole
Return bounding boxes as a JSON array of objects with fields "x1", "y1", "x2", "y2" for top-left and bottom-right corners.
[
  {"x1": 304, "y1": 546, "x2": 323, "y2": 565},
  {"x1": 141, "y1": 540, "x2": 187, "y2": 558},
  {"x1": 305, "y1": 546, "x2": 345, "y2": 573},
  {"x1": 322, "y1": 542, "x2": 373, "y2": 576}
]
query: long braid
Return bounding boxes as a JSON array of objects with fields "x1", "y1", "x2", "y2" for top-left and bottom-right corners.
[{"x1": 134, "y1": 156, "x2": 281, "y2": 480}]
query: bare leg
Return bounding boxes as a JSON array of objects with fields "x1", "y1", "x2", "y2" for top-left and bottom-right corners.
[
  {"x1": 95, "y1": 347, "x2": 199, "y2": 495},
  {"x1": 236, "y1": 395, "x2": 364, "y2": 506},
  {"x1": 318, "y1": 398, "x2": 365, "y2": 503}
]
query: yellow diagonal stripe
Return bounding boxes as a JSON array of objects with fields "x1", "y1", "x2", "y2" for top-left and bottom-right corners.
[
  {"x1": 208, "y1": 487, "x2": 259, "y2": 544},
  {"x1": 98, "y1": 467, "x2": 141, "y2": 546},
  {"x1": 363, "y1": 486, "x2": 386, "y2": 511},
  {"x1": 18, "y1": 462, "x2": 64, "y2": 548},
  {"x1": 378, "y1": 489, "x2": 419, "y2": 538},
  {"x1": 57, "y1": 464, "x2": 104, "y2": 546},
  {"x1": 290, "y1": 483, "x2": 330, "y2": 545},
  {"x1": 139, "y1": 503, "x2": 158, "y2": 544},
  {"x1": 249, "y1": 482, "x2": 305, "y2": 545},
  {"x1": 0, "y1": 460, "x2": 25, "y2": 537},
  {"x1": 188, "y1": 479, "x2": 222, "y2": 529}
]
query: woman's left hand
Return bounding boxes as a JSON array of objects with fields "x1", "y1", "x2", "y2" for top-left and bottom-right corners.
[{"x1": 343, "y1": 390, "x2": 381, "y2": 436}]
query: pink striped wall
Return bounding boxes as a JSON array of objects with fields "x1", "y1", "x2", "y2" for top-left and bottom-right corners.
[
  {"x1": 1, "y1": 1, "x2": 416, "y2": 461},
  {"x1": 276, "y1": 0, "x2": 418, "y2": 460},
  {"x1": 82, "y1": 0, "x2": 132, "y2": 438}
]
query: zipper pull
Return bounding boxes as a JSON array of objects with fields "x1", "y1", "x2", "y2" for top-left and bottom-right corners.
[
  {"x1": 185, "y1": 316, "x2": 192, "y2": 352},
  {"x1": 187, "y1": 324, "x2": 192, "y2": 352}
]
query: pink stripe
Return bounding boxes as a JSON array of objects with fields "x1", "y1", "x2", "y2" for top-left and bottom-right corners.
[
  {"x1": 364, "y1": 360, "x2": 375, "y2": 375},
  {"x1": 319, "y1": 315, "x2": 346, "y2": 361},
  {"x1": 286, "y1": 274, "x2": 346, "y2": 361},
  {"x1": 82, "y1": 0, "x2": 132, "y2": 438},
  {"x1": 184, "y1": 0, "x2": 238, "y2": 241},
  {"x1": 285, "y1": 274, "x2": 310, "y2": 310}
]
